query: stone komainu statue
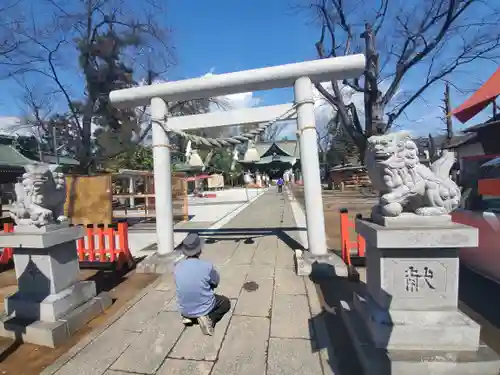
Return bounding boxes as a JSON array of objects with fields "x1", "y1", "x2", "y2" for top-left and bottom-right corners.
[
  {"x1": 10, "y1": 164, "x2": 68, "y2": 227},
  {"x1": 365, "y1": 131, "x2": 461, "y2": 217}
]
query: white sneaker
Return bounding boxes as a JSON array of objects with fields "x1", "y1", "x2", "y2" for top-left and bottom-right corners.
[
  {"x1": 182, "y1": 317, "x2": 194, "y2": 325},
  {"x1": 197, "y1": 315, "x2": 214, "y2": 336}
]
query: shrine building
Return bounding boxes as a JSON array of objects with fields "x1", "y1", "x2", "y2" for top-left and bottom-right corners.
[{"x1": 238, "y1": 140, "x2": 301, "y2": 179}]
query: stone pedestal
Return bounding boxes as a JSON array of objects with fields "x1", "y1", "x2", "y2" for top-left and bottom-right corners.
[
  {"x1": 294, "y1": 250, "x2": 349, "y2": 278},
  {"x1": 136, "y1": 250, "x2": 185, "y2": 274},
  {"x1": 0, "y1": 225, "x2": 111, "y2": 347},
  {"x1": 340, "y1": 216, "x2": 500, "y2": 374}
]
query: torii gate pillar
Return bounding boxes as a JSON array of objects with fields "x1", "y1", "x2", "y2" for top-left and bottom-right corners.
[
  {"x1": 150, "y1": 97, "x2": 174, "y2": 257},
  {"x1": 294, "y1": 77, "x2": 327, "y2": 257}
]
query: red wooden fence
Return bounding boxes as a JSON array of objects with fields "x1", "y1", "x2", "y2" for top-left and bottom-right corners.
[
  {"x1": 0, "y1": 222, "x2": 134, "y2": 270},
  {"x1": 340, "y1": 209, "x2": 366, "y2": 265},
  {"x1": 76, "y1": 223, "x2": 134, "y2": 270},
  {"x1": 0, "y1": 223, "x2": 14, "y2": 264}
]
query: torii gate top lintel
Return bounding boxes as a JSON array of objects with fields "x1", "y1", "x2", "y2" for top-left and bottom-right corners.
[{"x1": 109, "y1": 54, "x2": 366, "y2": 108}]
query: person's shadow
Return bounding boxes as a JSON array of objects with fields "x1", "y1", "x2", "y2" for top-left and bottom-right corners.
[{"x1": 307, "y1": 267, "x2": 394, "y2": 374}]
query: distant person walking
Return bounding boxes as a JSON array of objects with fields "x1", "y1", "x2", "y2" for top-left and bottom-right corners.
[
  {"x1": 277, "y1": 177, "x2": 284, "y2": 193},
  {"x1": 174, "y1": 233, "x2": 231, "y2": 336}
]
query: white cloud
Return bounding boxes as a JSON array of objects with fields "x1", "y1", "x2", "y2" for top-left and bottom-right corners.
[
  {"x1": 202, "y1": 72, "x2": 261, "y2": 111},
  {"x1": 312, "y1": 81, "x2": 364, "y2": 138},
  {"x1": 311, "y1": 79, "x2": 403, "y2": 139},
  {"x1": 140, "y1": 72, "x2": 263, "y2": 143},
  {"x1": 139, "y1": 72, "x2": 262, "y2": 113},
  {"x1": 277, "y1": 81, "x2": 366, "y2": 140}
]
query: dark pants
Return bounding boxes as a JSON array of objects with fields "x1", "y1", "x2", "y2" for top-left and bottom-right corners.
[
  {"x1": 208, "y1": 294, "x2": 231, "y2": 325},
  {"x1": 182, "y1": 289, "x2": 230, "y2": 325},
  {"x1": 277, "y1": 185, "x2": 283, "y2": 193}
]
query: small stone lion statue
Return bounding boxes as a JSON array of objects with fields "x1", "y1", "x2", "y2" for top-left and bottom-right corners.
[
  {"x1": 365, "y1": 131, "x2": 461, "y2": 217},
  {"x1": 10, "y1": 164, "x2": 68, "y2": 227}
]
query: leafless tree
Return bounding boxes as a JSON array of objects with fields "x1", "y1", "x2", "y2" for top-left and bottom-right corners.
[
  {"x1": 12, "y1": 0, "x2": 220, "y2": 172},
  {"x1": 427, "y1": 81, "x2": 456, "y2": 162},
  {"x1": 317, "y1": 113, "x2": 337, "y2": 164},
  {"x1": 262, "y1": 121, "x2": 290, "y2": 141},
  {"x1": 303, "y1": 0, "x2": 500, "y2": 157},
  {"x1": 0, "y1": 0, "x2": 37, "y2": 78},
  {"x1": 440, "y1": 82, "x2": 454, "y2": 141}
]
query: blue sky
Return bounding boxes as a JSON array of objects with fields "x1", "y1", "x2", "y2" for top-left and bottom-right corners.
[{"x1": 0, "y1": 0, "x2": 498, "y2": 137}]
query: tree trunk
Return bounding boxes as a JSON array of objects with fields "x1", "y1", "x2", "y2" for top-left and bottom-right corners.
[
  {"x1": 444, "y1": 83, "x2": 453, "y2": 141},
  {"x1": 362, "y1": 23, "x2": 386, "y2": 138},
  {"x1": 371, "y1": 102, "x2": 386, "y2": 134},
  {"x1": 78, "y1": 102, "x2": 94, "y2": 173},
  {"x1": 322, "y1": 150, "x2": 328, "y2": 183}
]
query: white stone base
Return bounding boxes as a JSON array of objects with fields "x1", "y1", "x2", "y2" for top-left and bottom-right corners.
[
  {"x1": 136, "y1": 251, "x2": 184, "y2": 274},
  {"x1": 371, "y1": 213, "x2": 453, "y2": 228},
  {"x1": 343, "y1": 219, "x2": 500, "y2": 374},
  {"x1": 0, "y1": 293, "x2": 112, "y2": 348},
  {"x1": 5, "y1": 280, "x2": 97, "y2": 322},
  {"x1": 0, "y1": 227, "x2": 111, "y2": 348},
  {"x1": 341, "y1": 299, "x2": 500, "y2": 375},
  {"x1": 293, "y1": 250, "x2": 348, "y2": 277},
  {"x1": 353, "y1": 293, "x2": 480, "y2": 351},
  {"x1": 0, "y1": 225, "x2": 84, "y2": 248}
]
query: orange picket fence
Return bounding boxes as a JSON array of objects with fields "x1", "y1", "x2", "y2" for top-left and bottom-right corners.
[
  {"x1": 339, "y1": 208, "x2": 366, "y2": 266},
  {"x1": 0, "y1": 222, "x2": 134, "y2": 271},
  {"x1": 77, "y1": 223, "x2": 134, "y2": 271}
]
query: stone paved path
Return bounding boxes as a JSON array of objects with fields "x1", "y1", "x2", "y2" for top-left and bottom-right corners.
[{"x1": 42, "y1": 189, "x2": 337, "y2": 375}]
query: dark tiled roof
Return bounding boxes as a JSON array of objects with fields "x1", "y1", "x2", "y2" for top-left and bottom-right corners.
[
  {"x1": 442, "y1": 133, "x2": 478, "y2": 149},
  {"x1": 463, "y1": 114, "x2": 500, "y2": 133},
  {"x1": 41, "y1": 154, "x2": 80, "y2": 165},
  {"x1": 0, "y1": 145, "x2": 36, "y2": 167},
  {"x1": 255, "y1": 140, "x2": 299, "y2": 158}
]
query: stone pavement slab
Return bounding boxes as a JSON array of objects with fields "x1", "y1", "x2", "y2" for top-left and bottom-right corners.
[
  {"x1": 234, "y1": 278, "x2": 273, "y2": 317},
  {"x1": 110, "y1": 312, "x2": 185, "y2": 374},
  {"x1": 169, "y1": 300, "x2": 236, "y2": 361},
  {"x1": 268, "y1": 338, "x2": 323, "y2": 375},
  {"x1": 111, "y1": 289, "x2": 175, "y2": 333},
  {"x1": 217, "y1": 265, "x2": 249, "y2": 299},
  {"x1": 200, "y1": 240, "x2": 239, "y2": 264},
  {"x1": 275, "y1": 245, "x2": 295, "y2": 269},
  {"x1": 228, "y1": 238, "x2": 259, "y2": 265},
  {"x1": 157, "y1": 359, "x2": 213, "y2": 375},
  {"x1": 274, "y1": 267, "x2": 306, "y2": 295},
  {"x1": 211, "y1": 315, "x2": 269, "y2": 375},
  {"x1": 43, "y1": 190, "x2": 340, "y2": 375},
  {"x1": 252, "y1": 236, "x2": 278, "y2": 266},
  {"x1": 246, "y1": 264, "x2": 275, "y2": 280},
  {"x1": 52, "y1": 328, "x2": 140, "y2": 375},
  {"x1": 271, "y1": 294, "x2": 311, "y2": 339}
]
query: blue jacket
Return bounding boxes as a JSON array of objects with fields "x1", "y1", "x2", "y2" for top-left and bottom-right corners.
[{"x1": 174, "y1": 258, "x2": 219, "y2": 317}]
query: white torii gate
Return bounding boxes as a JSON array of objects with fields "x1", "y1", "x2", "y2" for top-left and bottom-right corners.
[{"x1": 109, "y1": 54, "x2": 366, "y2": 259}]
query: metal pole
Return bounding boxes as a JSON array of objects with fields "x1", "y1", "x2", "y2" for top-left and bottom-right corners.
[
  {"x1": 52, "y1": 124, "x2": 60, "y2": 165},
  {"x1": 294, "y1": 77, "x2": 327, "y2": 256},
  {"x1": 150, "y1": 97, "x2": 174, "y2": 255},
  {"x1": 129, "y1": 177, "x2": 136, "y2": 209}
]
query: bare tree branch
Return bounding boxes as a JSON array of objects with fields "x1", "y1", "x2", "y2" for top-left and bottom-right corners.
[{"x1": 303, "y1": 0, "x2": 500, "y2": 157}]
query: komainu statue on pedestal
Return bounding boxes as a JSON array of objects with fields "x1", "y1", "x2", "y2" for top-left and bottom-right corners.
[
  {"x1": 365, "y1": 131, "x2": 461, "y2": 217},
  {"x1": 10, "y1": 164, "x2": 68, "y2": 227}
]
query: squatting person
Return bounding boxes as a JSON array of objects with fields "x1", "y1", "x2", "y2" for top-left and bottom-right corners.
[{"x1": 174, "y1": 233, "x2": 231, "y2": 335}]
